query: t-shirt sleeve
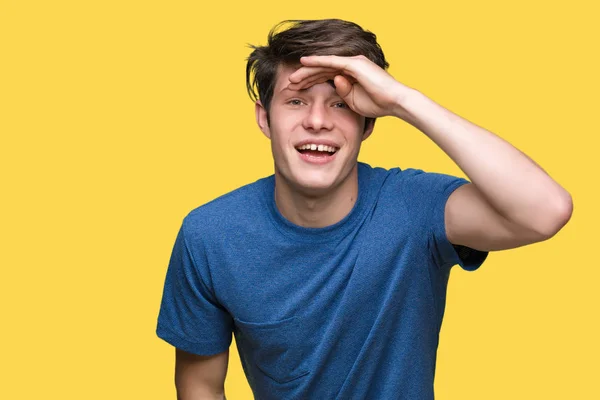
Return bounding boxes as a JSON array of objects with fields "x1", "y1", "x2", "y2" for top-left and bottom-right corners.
[
  {"x1": 156, "y1": 220, "x2": 233, "y2": 355},
  {"x1": 402, "y1": 169, "x2": 489, "y2": 271}
]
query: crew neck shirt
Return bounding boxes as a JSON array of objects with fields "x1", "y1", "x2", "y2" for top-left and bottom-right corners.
[{"x1": 157, "y1": 162, "x2": 488, "y2": 399}]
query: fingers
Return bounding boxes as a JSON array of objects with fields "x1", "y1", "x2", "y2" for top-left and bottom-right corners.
[
  {"x1": 287, "y1": 73, "x2": 354, "y2": 104},
  {"x1": 288, "y1": 72, "x2": 336, "y2": 91},
  {"x1": 286, "y1": 56, "x2": 365, "y2": 96},
  {"x1": 333, "y1": 75, "x2": 353, "y2": 99},
  {"x1": 288, "y1": 66, "x2": 339, "y2": 83},
  {"x1": 299, "y1": 55, "x2": 355, "y2": 72},
  {"x1": 288, "y1": 72, "x2": 356, "y2": 94},
  {"x1": 288, "y1": 64, "x2": 358, "y2": 92},
  {"x1": 289, "y1": 56, "x2": 362, "y2": 88}
]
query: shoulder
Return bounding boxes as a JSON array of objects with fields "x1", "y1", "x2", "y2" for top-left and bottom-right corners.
[
  {"x1": 182, "y1": 176, "x2": 272, "y2": 237},
  {"x1": 394, "y1": 167, "x2": 468, "y2": 198},
  {"x1": 364, "y1": 163, "x2": 469, "y2": 220},
  {"x1": 359, "y1": 162, "x2": 447, "y2": 186},
  {"x1": 360, "y1": 162, "x2": 463, "y2": 197},
  {"x1": 357, "y1": 161, "x2": 402, "y2": 192}
]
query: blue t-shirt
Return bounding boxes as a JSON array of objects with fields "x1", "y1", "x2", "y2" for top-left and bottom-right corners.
[{"x1": 156, "y1": 162, "x2": 488, "y2": 399}]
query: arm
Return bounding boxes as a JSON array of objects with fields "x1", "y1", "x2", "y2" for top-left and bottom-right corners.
[
  {"x1": 156, "y1": 224, "x2": 234, "y2": 398},
  {"x1": 395, "y1": 89, "x2": 573, "y2": 250},
  {"x1": 288, "y1": 55, "x2": 573, "y2": 251},
  {"x1": 175, "y1": 348, "x2": 229, "y2": 400}
]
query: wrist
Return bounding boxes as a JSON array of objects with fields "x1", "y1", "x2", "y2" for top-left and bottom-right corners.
[
  {"x1": 391, "y1": 87, "x2": 424, "y2": 124},
  {"x1": 394, "y1": 89, "x2": 430, "y2": 129}
]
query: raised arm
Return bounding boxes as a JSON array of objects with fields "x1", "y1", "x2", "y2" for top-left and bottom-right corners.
[
  {"x1": 288, "y1": 55, "x2": 573, "y2": 251},
  {"x1": 175, "y1": 348, "x2": 229, "y2": 400}
]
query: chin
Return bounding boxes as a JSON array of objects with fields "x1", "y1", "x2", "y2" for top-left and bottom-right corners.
[
  {"x1": 290, "y1": 171, "x2": 341, "y2": 195},
  {"x1": 275, "y1": 160, "x2": 355, "y2": 197}
]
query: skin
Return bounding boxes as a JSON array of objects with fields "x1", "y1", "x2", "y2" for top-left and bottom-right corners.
[
  {"x1": 261, "y1": 55, "x2": 573, "y2": 250},
  {"x1": 255, "y1": 64, "x2": 375, "y2": 228},
  {"x1": 175, "y1": 348, "x2": 228, "y2": 400}
]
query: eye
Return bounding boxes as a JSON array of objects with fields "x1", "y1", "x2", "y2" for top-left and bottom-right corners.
[
  {"x1": 333, "y1": 101, "x2": 348, "y2": 109},
  {"x1": 287, "y1": 99, "x2": 304, "y2": 106}
]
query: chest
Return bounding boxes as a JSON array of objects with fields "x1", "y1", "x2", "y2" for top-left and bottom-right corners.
[{"x1": 207, "y1": 216, "x2": 433, "y2": 325}]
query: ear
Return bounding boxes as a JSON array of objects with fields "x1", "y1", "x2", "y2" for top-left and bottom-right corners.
[
  {"x1": 255, "y1": 100, "x2": 271, "y2": 139},
  {"x1": 361, "y1": 118, "x2": 376, "y2": 141}
]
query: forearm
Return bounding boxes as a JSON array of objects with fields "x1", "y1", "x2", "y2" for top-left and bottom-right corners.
[
  {"x1": 176, "y1": 386, "x2": 226, "y2": 400},
  {"x1": 393, "y1": 89, "x2": 572, "y2": 236}
]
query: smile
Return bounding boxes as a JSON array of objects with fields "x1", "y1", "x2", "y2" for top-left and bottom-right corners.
[
  {"x1": 295, "y1": 143, "x2": 338, "y2": 154},
  {"x1": 295, "y1": 143, "x2": 339, "y2": 165}
]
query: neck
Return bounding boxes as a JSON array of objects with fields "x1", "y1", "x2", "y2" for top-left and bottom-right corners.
[{"x1": 274, "y1": 165, "x2": 359, "y2": 228}]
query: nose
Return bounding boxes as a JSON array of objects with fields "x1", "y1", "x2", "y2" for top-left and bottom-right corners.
[{"x1": 302, "y1": 102, "x2": 334, "y2": 132}]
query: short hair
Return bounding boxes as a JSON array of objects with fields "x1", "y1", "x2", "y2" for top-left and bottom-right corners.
[{"x1": 246, "y1": 19, "x2": 389, "y2": 128}]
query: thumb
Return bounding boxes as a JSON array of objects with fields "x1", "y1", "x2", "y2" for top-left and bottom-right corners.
[{"x1": 334, "y1": 75, "x2": 353, "y2": 101}]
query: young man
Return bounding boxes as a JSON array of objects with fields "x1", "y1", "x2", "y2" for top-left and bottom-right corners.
[{"x1": 156, "y1": 19, "x2": 572, "y2": 399}]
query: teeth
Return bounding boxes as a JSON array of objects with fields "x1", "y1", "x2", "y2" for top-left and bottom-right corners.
[{"x1": 297, "y1": 144, "x2": 337, "y2": 153}]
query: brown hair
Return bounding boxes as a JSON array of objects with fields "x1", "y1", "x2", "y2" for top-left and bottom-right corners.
[{"x1": 246, "y1": 19, "x2": 389, "y2": 128}]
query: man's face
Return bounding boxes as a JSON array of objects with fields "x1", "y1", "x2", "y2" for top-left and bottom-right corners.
[{"x1": 256, "y1": 64, "x2": 373, "y2": 196}]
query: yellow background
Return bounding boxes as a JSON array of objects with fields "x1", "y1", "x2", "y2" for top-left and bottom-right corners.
[{"x1": 1, "y1": 0, "x2": 598, "y2": 398}]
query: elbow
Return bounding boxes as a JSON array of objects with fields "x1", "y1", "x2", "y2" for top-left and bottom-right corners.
[{"x1": 536, "y1": 191, "x2": 574, "y2": 239}]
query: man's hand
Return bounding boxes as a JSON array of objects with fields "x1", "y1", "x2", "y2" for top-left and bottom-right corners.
[{"x1": 287, "y1": 55, "x2": 413, "y2": 119}]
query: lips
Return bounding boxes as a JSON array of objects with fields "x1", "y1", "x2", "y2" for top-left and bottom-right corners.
[
  {"x1": 296, "y1": 146, "x2": 338, "y2": 165},
  {"x1": 296, "y1": 144, "x2": 337, "y2": 154},
  {"x1": 293, "y1": 139, "x2": 341, "y2": 165}
]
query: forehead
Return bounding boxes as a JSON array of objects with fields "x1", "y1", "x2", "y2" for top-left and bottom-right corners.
[{"x1": 273, "y1": 63, "x2": 300, "y2": 91}]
